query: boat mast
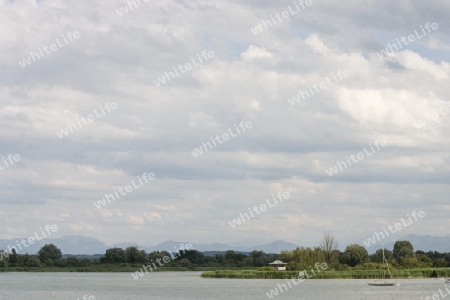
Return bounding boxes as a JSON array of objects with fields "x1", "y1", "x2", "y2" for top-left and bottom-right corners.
[{"x1": 382, "y1": 246, "x2": 393, "y2": 280}]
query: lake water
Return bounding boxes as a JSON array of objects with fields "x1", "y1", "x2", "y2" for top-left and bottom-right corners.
[{"x1": 0, "y1": 272, "x2": 448, "y2": 299}]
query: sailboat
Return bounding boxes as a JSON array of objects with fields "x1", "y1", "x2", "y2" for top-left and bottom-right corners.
[
  {"x1": 439, "y1": 276, "x2": 450, "y2": 283},
  {"x1": 368, "y1": 247, "x2": 399, "y2": 286}
]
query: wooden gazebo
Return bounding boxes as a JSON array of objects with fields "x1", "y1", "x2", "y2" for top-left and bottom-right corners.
[{"x1": 269, "y1": 260, "x2": 287, "y2": 271}]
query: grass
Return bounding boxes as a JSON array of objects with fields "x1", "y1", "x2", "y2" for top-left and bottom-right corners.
[
  {"x1": 3, "y1": 265, "x2": 449, "y2": 278},
  {"x1": 201, "y1": 268, "x2": 450, "y2": 279}
]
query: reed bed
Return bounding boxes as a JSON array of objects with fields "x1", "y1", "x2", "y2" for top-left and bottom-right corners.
[{"x1": 201, "y1": 268, "x2": 450, "y2": 279}]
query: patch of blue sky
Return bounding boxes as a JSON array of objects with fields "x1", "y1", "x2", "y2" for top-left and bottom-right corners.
[{"x1": 373, "y1": 29, "x2": 448, "y2": 63}]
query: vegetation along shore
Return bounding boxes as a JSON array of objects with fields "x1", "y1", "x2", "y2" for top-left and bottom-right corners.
[{"x1": 1, "y1": 234, "x2": 449, "y2": 279}]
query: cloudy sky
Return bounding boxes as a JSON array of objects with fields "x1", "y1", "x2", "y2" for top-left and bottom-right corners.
[{"x1": 1, "y1": 0, "x2": 449, "y2": 250}]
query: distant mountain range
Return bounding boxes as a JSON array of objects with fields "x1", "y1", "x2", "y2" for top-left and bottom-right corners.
[
  {"x1": 0, "y1": 236, "x2": 107, "y2": 255},
  {"x1": 0, "y1": 234, "x2": 447, "y2": 255},
  {"x1": 362, "y1": 234, "x2": 450, "y2": 253},
  {"x1": 401, "y1": 234, "x2": 450, "y2": 252},
  {"x1": 0, "y1": 236, "x2": 301, "y2": 255}
]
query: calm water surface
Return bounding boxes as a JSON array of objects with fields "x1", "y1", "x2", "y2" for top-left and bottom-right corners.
[{"x1": 0, "y1": 272, "x2": 447, "y2": 299}]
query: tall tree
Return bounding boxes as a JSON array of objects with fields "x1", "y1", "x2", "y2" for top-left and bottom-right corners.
[
  {"x1": 289, "y1": 247, "x2": 326, "y2": 270},
  {"x1": 9, "y1": 248, "x2": 18, "y2": 265},
  {"x1": 26, "y1": 257, "x2": 41, "y2": 267},
  {"x1": 101, "y1": 248, "x2": 127, "y2": 264},
  {"x1": 319, "y1": 232, "x2": 339, "y2": 263},
  {"x1": 0, "y1": 250, "x2": 8, "y2": 268},
  {"x1": 343, "y1": 244, "x2": 369, "y2": 267},
  {"x1": 250, "y1": 250, "x2": 271, "y2": 267},
  {"x1": 177, "y1": 250, "x2": 206, "y2": 265},
  {"x1": 38, "y1": 244, "x2": 62, "y2": 265},
  {"x1": 126, "y1": 246, "x2": 145, "y2": 263},
  {"x1": 370, "y1": 248, "x2": 393, "y2": 263},
  {"x1": 393, "y1": 240, "x2": 415, "y2": 263}
]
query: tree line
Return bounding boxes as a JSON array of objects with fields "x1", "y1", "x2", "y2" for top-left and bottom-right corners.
[{"x1": 1, "y1": 236, "x2": 449, "y2": 270}]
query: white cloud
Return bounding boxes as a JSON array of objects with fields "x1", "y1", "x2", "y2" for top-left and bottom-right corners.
[
  {"x1": 0, "y1": 0, "x2": 449, "y2": 249},
  {"x1": 305, "y1": 34, "x2": 330, "y2": 54},
  {"x1": 240, "y1": 45, "x2": 272, "y2": 60}
]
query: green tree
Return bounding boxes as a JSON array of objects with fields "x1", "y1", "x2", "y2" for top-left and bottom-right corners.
[
  {"x1": 9, "y1": 249, "x2": 18, "y2": 265},
  {"x1": 288, "y1": 247, "x2": 325, "y2": 270},
  {"x1": 250, "y1": 251, "x2": 271, "y2": 267},
  {"x1": 343, "y1": 244, "x2": 368, "y2": 267},
  {"x1": 101, "y1": 248, "x2": 127, "y2": 264},
  {"x1": 416, "y1": 254, "x2": 432, "y2": 267},
  {"x1": 435, "y1": 258, "x2": 447, "y2": 267},
  {"x1": 243, "y1": 257, "x2": 253, "y2": 266},
  {"x1": 214, "y1": 254, "x2": 224, "y2": 264},
  {"x1": 178, "y1": 258, "x2": 191, "y2": 267},
  {"x1": 38, "y1": 244, "x2": 62, "y2": 265},
  {"x1": 369, "y1": 248, "x2": 393, "y2": 263},
  {"x1": 329, "y1": 249, "x2": 341, "y2": 269},
  {"x1": 22, "y1": 253, "x2": 30, "y2": 267},
  {"x1": 146, "y1": 251, "x2": 175, "y2": 267},
  {"x1": 126, "y1": 246, "x2": 146, "y2": 263},
  {"x1": 26, "y1": 257, "x2": 41, "y2": 267},
  {"x1": 0, "y1": 250, "x2": 8, "y2": 268},
  {"x1": 393, "y1": 240, "x2": 415, "y2": 263},
  {"x1": 254, "y1": 255, "x2": 271, "y2": 267},
  {"x1": 224, "y1": 250, "x2": 235, "y2": 261},
  {"x1": 177, "y1": 250, "x2": 206, "y2": 265},
  {"x1": 277, "y1": 250, "x2": 292, "y2": 265},
  {"x1": 222, "y1": 250, "x2": 246, "y2": 264},
  {"x1": 62, "y1": 256, "x2": 80, "y2": 267}
]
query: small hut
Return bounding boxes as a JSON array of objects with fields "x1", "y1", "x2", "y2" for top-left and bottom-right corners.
[{"x1": 269, "y1": 260, "x2": 287, "y2": 271}]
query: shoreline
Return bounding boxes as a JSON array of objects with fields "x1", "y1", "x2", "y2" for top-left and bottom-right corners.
[
  {"x1": 1, "y1": 267, "x2": 449, "y2": 279},
  {"x1": 0, "y1": 266, "x2": 252, "y2": 273},
  {"x1": 201, "y1": 268, "x2": 450, "y2": 279}
]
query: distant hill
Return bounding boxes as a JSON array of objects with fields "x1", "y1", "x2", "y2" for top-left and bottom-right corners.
[
  {"x1": 248, "y1": 240, "x2": 300, "y2": 253},
  {"x1": 203, "y1": 251, "x2": 252, "y2": 257},
  {"x1": 401, "y1": 234, "x2": 450, "y2": 252},
  {"x1": 0, "y1": 236, "x2": 299, "y2": 255},
  {"x1": 1, "y1": 234, "x2": 446, "y2": 255},
  {"x1": 144, "y1": 240, "x2": 300, "y2": 254},
  {"x1": 0, "y1": 235, "x2": 107, "y2": 255},
  {"x1": 56, "y1": 235, "x2": 108, "y2": 254}
]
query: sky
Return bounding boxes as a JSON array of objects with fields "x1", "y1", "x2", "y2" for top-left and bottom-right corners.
[{"x1": 1, "y1": 0, "x2": 449, "y2": 250}]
